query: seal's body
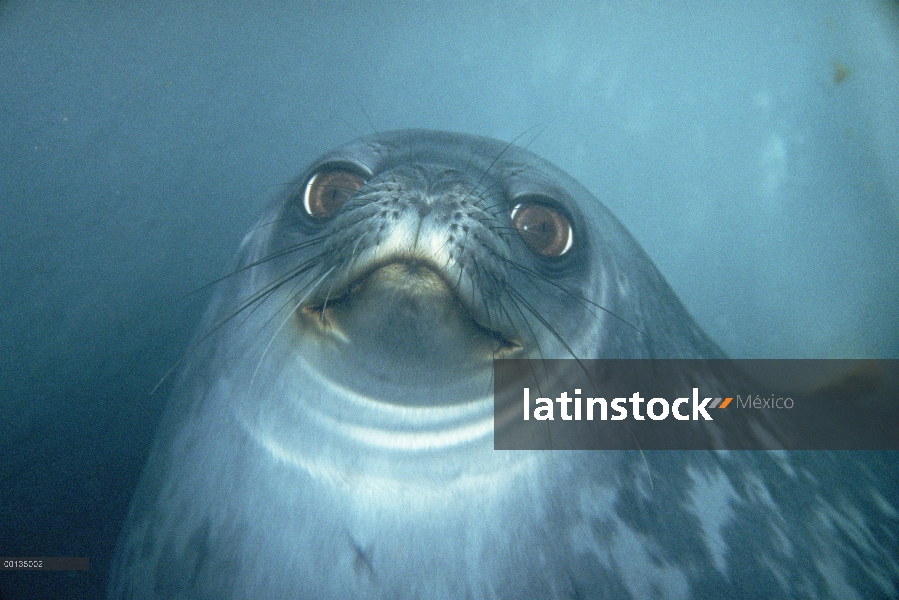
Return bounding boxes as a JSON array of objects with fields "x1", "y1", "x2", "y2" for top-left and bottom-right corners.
[{"x1": 110, "y1": 130, "x2": 897, "y2": 598}]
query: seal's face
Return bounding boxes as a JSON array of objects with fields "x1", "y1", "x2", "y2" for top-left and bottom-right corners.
[{"x1": 251, "y1": 131, "x2": 604, "y2": 409}]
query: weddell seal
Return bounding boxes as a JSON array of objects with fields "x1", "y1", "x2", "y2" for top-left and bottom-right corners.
[{"x1": 109, "y1": 130, "x2": 898, "y2": 598}]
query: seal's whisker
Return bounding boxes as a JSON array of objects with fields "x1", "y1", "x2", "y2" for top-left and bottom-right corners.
[
  {"x1": 344, "y1": 235, "x2": 368, "y2": 274},
  {"x1": 501, "y1": 286, "x2": 573, "y2": 458},
  {"x1": 460, "y1": 176, "x2": 518, "y2": 217},
  {"x1": 313, "y1": 233, "x2": 372, "y2": 321},
  {"x1": 231, "y1": 257, "x2": 327, "y2": 326},
  {"x1": 504, "y1": 286, "x2": 571, "y2": 357},
  {"x1": 251, "y1": 260, "x2": 330, "y2": 332},
  {"x1": 243, "y1": 215, "x2": 288, "y2": 235},
  {"x1": 502, "y1": 256, "x2": 651, "y2": 341},
  {"x1": 154, "y1": 252, "x2": 330, "y2": 393},
  {"x1": 318, "y1": 271, "x2": 342, "y2": 318},
  {"x1": 466, "y1": 176, "x2": 510, "y2": 206},
  {"x1": 485, "y1": 223, "x2": 530, "y2": 241},
  {"x1": 184, "y1": 235, "x2": 330, "y2": 301},
  {"x1": 247, "y1": 266, "x2": 336, "y2": 394},
  {"x1": 505, "y1": 285, "x2": 606, "y2": 410},
  {"x1": 474, "y1": 126, "x2": 544, "y2": 190}
]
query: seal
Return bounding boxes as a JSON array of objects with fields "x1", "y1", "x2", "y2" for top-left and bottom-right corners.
[{"x1": 109, "y1": 130, "x2": 898, "y2": 598}]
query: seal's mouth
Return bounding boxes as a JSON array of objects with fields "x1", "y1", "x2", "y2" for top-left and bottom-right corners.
[{"x1": 299, "y1": 259, "x2": 522, "y2": 358}]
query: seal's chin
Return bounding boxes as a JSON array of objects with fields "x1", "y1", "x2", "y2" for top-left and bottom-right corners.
[{"x1": 296, "y1": 261, "x2": 520, "y2": 403}]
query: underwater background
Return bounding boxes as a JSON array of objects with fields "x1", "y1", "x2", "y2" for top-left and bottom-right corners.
[{"x1": 1, "y1": 1, "x2": 897, "y2": 598}]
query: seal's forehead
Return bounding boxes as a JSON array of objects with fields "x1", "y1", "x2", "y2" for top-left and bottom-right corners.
[
  {"x1": 316, "y1": 129, "x2": 509, "y2": 171},
  {"x1": 316, "y1": 129, "x2": 575, "y2": 192}
]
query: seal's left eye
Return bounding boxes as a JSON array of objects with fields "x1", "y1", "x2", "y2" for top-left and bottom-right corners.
[
  {"x1": 303, "y1": 169, "x2": 366, "y2": 218},
  {"x1": 511, "y1": 202, "x2": 573, "y2": 257}
]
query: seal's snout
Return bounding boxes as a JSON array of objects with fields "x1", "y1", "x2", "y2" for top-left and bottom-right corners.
[
  {"x1": 364, "y1": 261, "x2": 452, "y2": 299},
  {"x1": 300, "y1": 260, "x2": 520, "y2": 364}
]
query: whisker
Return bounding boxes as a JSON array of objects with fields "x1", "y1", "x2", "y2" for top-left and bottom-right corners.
[
  {"x1": 184, "y1": 235, "x2": 330, "y2": 300},
  {"x1": 150, "y1": 250, "x2": 328, "y2": 394},
  {"x1": 501, "y1": 254, "x2": 651, "y2": 341},
  {"x1": 474, "y1": 125, "x2": 544, "y2": 190},
  {"x1": 248, "y1": 267, "x2": 336, "y2": 393}
]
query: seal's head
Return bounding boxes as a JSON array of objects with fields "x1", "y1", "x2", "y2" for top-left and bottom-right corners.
[{"x1": 205, "y1": 129, "x2": 725, "y2": 483}]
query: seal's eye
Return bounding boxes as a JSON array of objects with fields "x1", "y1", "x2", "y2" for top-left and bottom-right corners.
[
  {"x1": 303, "y1": 169, "x2": 366, "y2": 218},
  {"x1": 511, "y1": 202, "x2": 573, "y2": 257}
]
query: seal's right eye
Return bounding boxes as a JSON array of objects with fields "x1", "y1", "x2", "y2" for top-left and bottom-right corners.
[{"x1": 303, "y1": 169, "x2": 366, "y2": 218}]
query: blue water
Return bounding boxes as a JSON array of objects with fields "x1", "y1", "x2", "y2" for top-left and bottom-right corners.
[{"x1": 1, "y1": 1, "x2": 897, "y2": 597}]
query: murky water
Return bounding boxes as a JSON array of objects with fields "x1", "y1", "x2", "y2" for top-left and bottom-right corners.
[{"x1": 1, "y1": 2, "x2": 896, "y2": 597}]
